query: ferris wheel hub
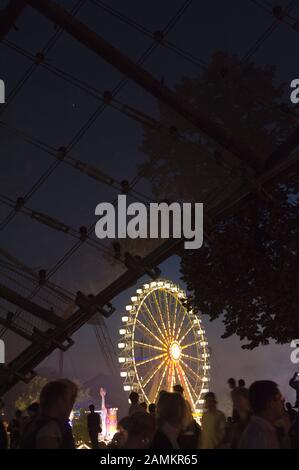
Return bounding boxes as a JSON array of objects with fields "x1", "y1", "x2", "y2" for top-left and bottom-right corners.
[{"x1": 169, "y1": 341, "x2": 181, "y2": 362}]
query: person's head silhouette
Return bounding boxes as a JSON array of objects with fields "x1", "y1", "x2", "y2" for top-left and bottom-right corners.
[
  {"x1": 129, "y1": 391, "x2": 139, "y2": 404},
  {"x1": 228, "y1": 378, "x2": 236, "y2": 390},
  {"x1": 173, "y1": 384, "x2": 184, "y2": 395}
]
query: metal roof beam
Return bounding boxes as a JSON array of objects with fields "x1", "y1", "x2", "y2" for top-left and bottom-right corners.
[
  {"x1": 1, "y1": 141, "x2": 298, "y2": 395},
  {"x1": 0, "y1": 282, "x2": 62, "y2": 326},
  {"x1": 25, "y1": 0, "x2": 260, "y2": 171},
  {"x1": 0, "y1": 238, "x2": 179, "y2": 395}
]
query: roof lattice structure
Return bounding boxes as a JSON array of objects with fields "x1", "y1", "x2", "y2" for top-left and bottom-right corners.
[{"x1": 0, "y1": 0, "x2": 299, "y2": 395}]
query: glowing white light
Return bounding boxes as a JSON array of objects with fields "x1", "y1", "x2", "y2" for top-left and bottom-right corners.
[
  {"x1": 203, "y1": 365, "x2": 210, "y2": 370},
  {"x1": 157, "y1": 281, "x2": 164, "y2": 287},
  {"x1": 202, "y1": 353, "x2": 209, "y2": 358},
  {"x1": 198, "y1": 399, "x2": 205, "y2": 404},
  {"x1": 202, "y1": 388, "x2": 209, "y2": 393},
  {"x1": 126, "y1": 305, "x2": 132, "y2": 311},
  {"x1": 118, "y1": 343, "x2": 125, "y2": 349},
  {"x1": 131, "y1": 296, "x2": 137, "y2": 302},
  {"x1": 150, "y1": 282, "x2": 157, "y2": 287},
  {"x1": 120, "y1": 371, "x2": 127, "y2": 378},
  {"x1": 169, "y1": 342, "x2": 181, "y2": 361},
  {"x1": 122, "y1": 316, "x2": 129, "y2": 322},
  {"x1": 118, "y1": 357, "x2": 125, "y2": 363},
  {"x1": 165, "y1": 283, "x2": 170, "y2": 288},
  {"x1": 143, "y1": 284, "x2": 149, "y2": 289},
  {"x1": 200, "y1": 341, "x2": 208, "y2": 346},
  {"x1": 202, "y1": 377, "x2": 209, "y2": 382},
  {"x1": 69, "y1": 410, "x2": 74, "y2": 427},
  {"x1": 137, "y1": 289, "x2": 143, "y2": 294},
  {"x1": 124, "y1": 385, "x2": 131, "y2": 391},
  {"x1": 119, "y1": 329, "x2": 126, "y2": 335}
]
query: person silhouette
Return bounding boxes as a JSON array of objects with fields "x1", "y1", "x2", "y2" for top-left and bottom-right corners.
[
  {"x1": 0, "y1": 399, "x2": 8, "y2": 449},
  {"x1": 87, "y1": 404, "x2": 101, "y2": 449},
  {"x1": 201, "y1": 392, "x2": 227, "y2": 449},
  {"x1": 228, "y1": 378, "x2": 239, "y2": 421},
  {"x1": 285, "y1": 402, "x2": 298, "y2": 424},
  {"x1": 20, "y1": 379, "x2": 77, "y2": 449},
  {"x1": 239, "y1": 381, "x2": 285, "y2": 449},
  {"x1": 128, "y1": 392, "x2": 143, "y2": 416}
]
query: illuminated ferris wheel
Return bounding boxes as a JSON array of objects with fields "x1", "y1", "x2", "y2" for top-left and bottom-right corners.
[{"x1": 118, "y1": 280, "x2": 210, "y2": 414}]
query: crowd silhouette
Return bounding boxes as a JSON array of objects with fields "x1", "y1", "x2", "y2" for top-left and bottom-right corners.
[{"x1": 1, "y1": 373, "x2": 299, "y2": 449}]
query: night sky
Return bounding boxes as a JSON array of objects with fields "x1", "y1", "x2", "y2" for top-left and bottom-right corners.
[{"x1": 0, "y1": 0, "x2": 298, "y2": 416}]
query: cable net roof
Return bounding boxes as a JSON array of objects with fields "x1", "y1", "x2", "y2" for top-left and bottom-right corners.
[{"x1": 0, "y1": 0, "x2": 298, "y2": 367}]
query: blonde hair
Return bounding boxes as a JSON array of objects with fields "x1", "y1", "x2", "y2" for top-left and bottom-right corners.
[{"x1": 40, "y1": 379, "x2": 78, "y2": 410}]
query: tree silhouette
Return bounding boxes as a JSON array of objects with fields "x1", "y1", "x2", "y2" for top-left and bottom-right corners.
[
  {"x1": 15, "y1": 376, "x2": 92, "y2": 410},
  {"x1": 15, "y1": 376, "x2": 47, "y2": 410},
  {"x1": 140, "y1": 52, "x2": 299, "y2": 348}
]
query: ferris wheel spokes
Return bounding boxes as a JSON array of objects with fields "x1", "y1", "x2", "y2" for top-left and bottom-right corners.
[
  {"x1": 133, "y1": 340, "x2": 165, "y2": 352},
  {"x1": 151, "y1": 290, "x2": 168, "y2": 339},
  {"x1": 147, "y1": 358, "x2": 167, "y2": 403},
  {"x1": 178, "y1": 322, "x2": 194, "y2": 344},
  {"x1": 181, "y1": 339, "x2": 202, "y2": 350},
  {"x1": 171, "y1": 295, "x2": 178, "y2": 339},
  {"x1": 176, "y1": 362, "x2": 195, "y2": 410},
  {"x1": 179, "y1": 358, "x2": 202, "y2": 382},
  {"x1": 140, "y1": 301, "x2": 166, "y2": 342},
  {"x1": 163, "y1": 289, "x2": 172, "y2": 340},
  {"x1": 179, "y1": 363, "x2": 199, "y2": 407},
  {"x1": 174, "y1": 304, "x2": 188, "y2": 341},
  {"x1": 135, "y1": 352, "x2": 167, "y2": 367},
  {"x1": 167, "y1": 360, "x2": 175, "y2": 392},
  {"x1": 153, "y1": 358, "x2": 170, "y2": 403},
  {"x1": 141, "y1": 356, "x2": 168, "y2": 389},
  {"x1": 135, "y1": 318, "x2": 166, "y2": 347},
  {"x1": 181, "y1": 352, "x2": 202, "y2": 363}
]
